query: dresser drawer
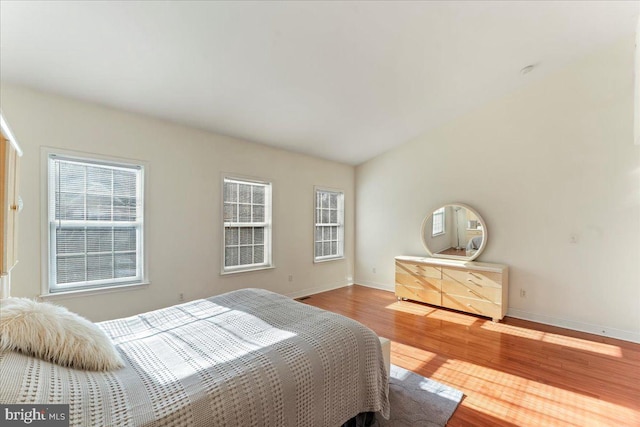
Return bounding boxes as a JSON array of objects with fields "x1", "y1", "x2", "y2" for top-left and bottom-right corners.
[
  {"x1": 395, "y1": 284, "x2": 441, "y2": 306},
  {"x1": 396, "y1": 273, "x2": 441, "y2": 292},
  {"x1": 396, "y1": 261, "x2": 441, "y2": 279},
  {"x1": 442, "y1": 267, "x2": 502, "y2": 288},
  {"x1": 441, "y1": 279, "x2": 501, "y2": 303},
  {"x1": 395, "y1": 256, "x2": 508, "y2": 322},
  {"x1": 441, "y1": 293, "x2": 501, "y2": 319}
]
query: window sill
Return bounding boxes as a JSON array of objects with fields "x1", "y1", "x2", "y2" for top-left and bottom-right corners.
[
  {"x1": 40, "y1": 282, "x2": 149, "y2": 301},
  {"x1": 220, "y1": 265, "x2": 275, "y2": 276},
  {"x1": 314, "y1": 256, "x2": 345, "y2": 264}
]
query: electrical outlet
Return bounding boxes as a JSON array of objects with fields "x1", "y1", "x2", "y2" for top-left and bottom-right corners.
[
  {"x1": 372, "y1": 267, "x2": 376, "y2": 274},
  {"x1": 179, "y1": 293, "x2": 185, "y2": 302},
  {"x1": 288, "y1": 274, "x2": 293, "y2": 282},
  {"x1": 520, "y1": 289, "x2": 526, "y2": 298}
]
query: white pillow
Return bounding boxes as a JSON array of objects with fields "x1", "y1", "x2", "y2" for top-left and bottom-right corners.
[{"x1": 0, "y1": 298, "x2": 124, "y2": 371}]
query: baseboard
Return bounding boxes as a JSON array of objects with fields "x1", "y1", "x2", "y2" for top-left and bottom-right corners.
[
  {"x1": 286, "y1": 281, "x2": 353, "y2": 300},
  {"x1": 508, "y1": 308, "x2": 640, "y2": 344},
  {"x1": 354, "y1": 280, "x2": 394, "y2": 292}
]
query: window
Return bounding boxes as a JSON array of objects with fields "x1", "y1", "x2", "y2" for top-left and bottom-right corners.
[
  {"x1": 314, "y1": 188, "x2": 344, "y2": 262},
  {"x1": 432, "y1": 207, "x2": 445, "y2": 236},
  {"x1": 46, "y1": 153, "x2": 145, "y2": 294},
  {"x1": 223, "y1": 177, "x2": 272, "y2": 273}
]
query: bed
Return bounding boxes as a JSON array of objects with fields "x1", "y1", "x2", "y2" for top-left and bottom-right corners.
[
  {"x1": 466, "y1": 236, "x2": 483, "y2": 251},
  {"x1": 0, "y1": 288, "x2": 389, "y2": 426}
]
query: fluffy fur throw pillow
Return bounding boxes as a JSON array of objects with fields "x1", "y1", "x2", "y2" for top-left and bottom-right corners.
[{"x1": 0, "y1": 298, "x2": 124, "y2": 371}]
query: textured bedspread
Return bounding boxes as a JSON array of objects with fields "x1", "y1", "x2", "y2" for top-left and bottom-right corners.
[{"x1": 0, "y1": 288, "x2": 389, "y2": 426}]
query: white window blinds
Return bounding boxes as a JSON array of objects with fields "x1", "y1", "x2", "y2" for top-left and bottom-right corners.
[
  {"x1": 47, "y1": 154, "x2": 144, "y2": 292},
  {"x1": 314, "y1": 188, "x2": 344, "y2": 261},
  {"x1": 223, "y1": 177, "x2": 272, "y2": 272}
]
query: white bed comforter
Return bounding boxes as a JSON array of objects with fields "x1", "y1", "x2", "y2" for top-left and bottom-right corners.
[{"x1": 0, "y1": 288, "x2": 389, "y2": 426}]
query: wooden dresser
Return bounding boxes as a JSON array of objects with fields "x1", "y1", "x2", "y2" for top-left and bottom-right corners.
[{"x1": 395, "y1": 256, "x2": 509, "y2": 322}]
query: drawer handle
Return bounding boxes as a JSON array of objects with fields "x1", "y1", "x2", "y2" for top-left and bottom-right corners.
[
  {"x1": 467, "y1": 303, "x2": 479, "y2": 312},
  {"x1": 466, "y1": 278, "x2": 481, "y2": 286},
  {"x1": 469, "y1": 272, "x2": 482, "y2": 279},
  {"x1": 467, "y1": 289, "x2": 484, "y2": 298}
]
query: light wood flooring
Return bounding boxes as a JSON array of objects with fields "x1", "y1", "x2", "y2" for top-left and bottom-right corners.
[{"x1": 302, "y1": 285, "x2": 640, "y2": 427}]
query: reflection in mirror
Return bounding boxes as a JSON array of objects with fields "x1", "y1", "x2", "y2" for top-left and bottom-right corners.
[{"x1": 421, "y1": 203, "x2": 487, "y2": 261}]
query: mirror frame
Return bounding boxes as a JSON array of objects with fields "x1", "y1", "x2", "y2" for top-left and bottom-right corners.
[{"x1": 420, "y1": 203, "x2": 488, "y2": 262}]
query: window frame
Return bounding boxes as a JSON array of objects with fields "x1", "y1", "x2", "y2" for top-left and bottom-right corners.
[
  {"x1": 313, "y1": 186, "x2": 345, "y2": 263},
  {"x1": 221, "y1": 175, "x2": 273, "y2": 274},
  {"x1": 41, "y1": 148, "x2": 148, "y2": 298},
  {"x1": 432, "y1": 206, "x2": 445, "y2": 237}
]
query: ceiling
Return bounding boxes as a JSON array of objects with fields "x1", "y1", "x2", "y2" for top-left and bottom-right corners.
[{"x1": 1, "y1": 1, "x2": 638, "y2": 165}]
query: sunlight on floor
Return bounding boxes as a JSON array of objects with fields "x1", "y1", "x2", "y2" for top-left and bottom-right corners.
[
  {"x1": 480, "y1": 321, "x2": 623, "y2": 357},
  {"x1": 429, "y1": 358, "x2": 637, "y2": 426},
  {"x1": 385, "y1": 301, "x2": 478, "y2": 326},
  {"x1": 386, "y1": 300, "x2": 623, "y2": 358},
  {"x1": 540, "y1": 333, "x2": 622, "y2": 357},
  {"x1": 385, "y1": 301, "x2": 438, "y2": 316},
  {"x1": 390, "y1": 342, "x2": 438, "y2": 369}
]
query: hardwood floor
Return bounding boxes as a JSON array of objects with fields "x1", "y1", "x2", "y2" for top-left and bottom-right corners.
[
  {"x1": 436, "y1": 247, "x2": 468, "y2": 256},
  {"x1": 302, "y1": 285, "x2": 640, "y2": 427}
]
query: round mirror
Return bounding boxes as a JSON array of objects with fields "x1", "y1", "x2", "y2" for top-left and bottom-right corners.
[{"x1": 421, "y1": 203, "x2": 488, "y2": 261}]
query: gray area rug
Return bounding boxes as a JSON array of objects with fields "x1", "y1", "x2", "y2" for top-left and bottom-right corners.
[{"x1": 374, "y1": 364, "x2": 464, "y2": 427}]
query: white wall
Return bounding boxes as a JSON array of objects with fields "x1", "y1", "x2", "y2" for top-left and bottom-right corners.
[
  {"x1": 355, "y1": 36, "x2": 640, "y2": 343},
  {"x1": 0, "y1": 84, "x2": 355, "y2": 321},
  {"x1": 635, "y1": 16, "x2": 639, "y2": 145}
]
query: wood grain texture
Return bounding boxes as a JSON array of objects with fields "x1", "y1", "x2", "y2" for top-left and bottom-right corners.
[
  {"x1": 395, "y1": 257, "x2": 509, "y2": 321},
  {"x1": 303, "y1": 285, "x2": 640, "y2": 427}
]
